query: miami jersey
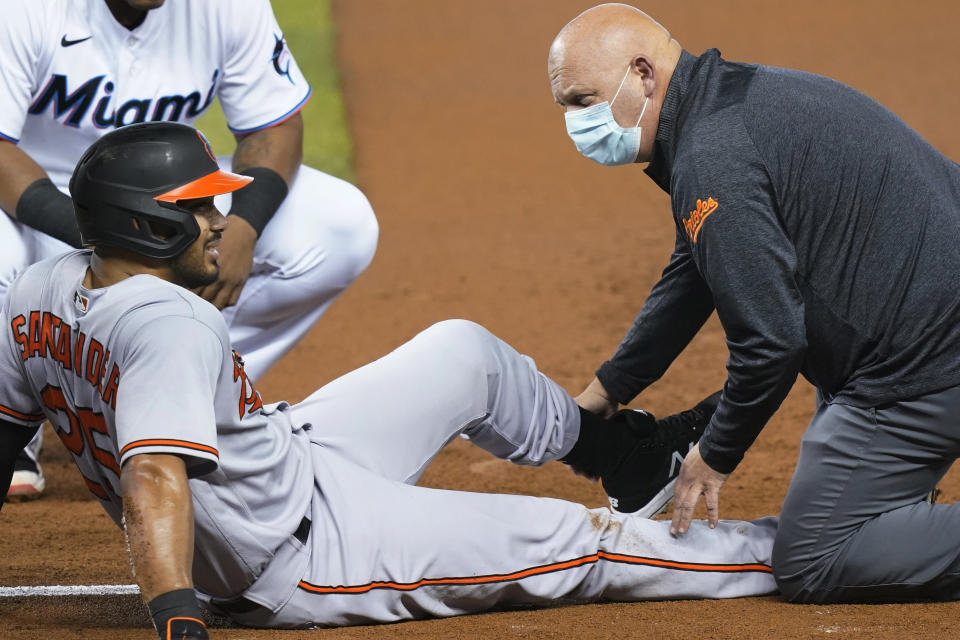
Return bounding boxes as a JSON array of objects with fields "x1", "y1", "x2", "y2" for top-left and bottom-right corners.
[
  {"x1": 0, "y1": 0, "x2": 311, "y2": 188},
  {"x1": 0, "y1": 251, "x2": 313, "y2": 598}
]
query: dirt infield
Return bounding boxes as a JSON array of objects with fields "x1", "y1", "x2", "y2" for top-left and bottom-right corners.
[{"x1": 3, "y1": 1, "x2": 960, "y2": 638}]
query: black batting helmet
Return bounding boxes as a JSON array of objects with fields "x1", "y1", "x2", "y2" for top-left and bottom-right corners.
[{"x1": 69, "y1": 122, "x2": 252, "y2": 259}]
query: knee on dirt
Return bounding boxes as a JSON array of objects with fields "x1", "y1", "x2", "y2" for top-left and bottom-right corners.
[{"x1": 772, "y1": 534, "x2": 831, "y2": 604}]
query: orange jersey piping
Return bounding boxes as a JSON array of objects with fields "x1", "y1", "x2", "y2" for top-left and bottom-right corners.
[
  {"x1": 0, "y1": 402, "x2": 44, "y2": 422},
  {"x1": 120, "y1": 438, "x2": 219, "y2": 458}
]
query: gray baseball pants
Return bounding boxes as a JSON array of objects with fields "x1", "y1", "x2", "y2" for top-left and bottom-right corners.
[
  {"x1": 221, "y1": 320, "x2": 777, "y2": 627},
  {"x1": 772, "y1": 384, "x2": 960, "y2": 602}
]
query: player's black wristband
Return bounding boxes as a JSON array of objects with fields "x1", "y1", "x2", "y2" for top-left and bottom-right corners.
[
  {"x1": 229, "y1": 167, "x2": 289, "y2": 237},
  {"x1": 15, "y1": 178, "x2": 83, "y2": 248},
  {"x1": 148, "y1": 588, "x2": 208, "y2": 640}
]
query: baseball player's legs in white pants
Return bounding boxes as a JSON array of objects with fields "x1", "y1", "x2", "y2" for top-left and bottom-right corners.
[
  {"x1": 236, "y1": 320, "x2": 778, "y2": 628},
  {"x1": 1, "y1": 162, "x2": 378, "y2": 480},
  {"x1": 212, "y1": 158, "x2": 378, "y2": 381}
]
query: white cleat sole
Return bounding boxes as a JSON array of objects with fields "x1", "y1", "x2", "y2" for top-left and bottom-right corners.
[
  {"x1": 6, "y1": 470, "x2": 45, "y2": 501},
  {"x1": 611, "y1": 477, "x2": 677, "y2": 519}
]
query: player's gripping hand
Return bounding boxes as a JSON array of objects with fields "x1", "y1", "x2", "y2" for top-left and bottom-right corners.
[
  {"x1": 196, "y1": 216, "x2": 257, "y2": 309},
  {"x1": 148, "y1": 588, "x2": 210, "y2": 640}
]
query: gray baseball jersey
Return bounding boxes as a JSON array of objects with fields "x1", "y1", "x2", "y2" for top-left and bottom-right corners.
[{"x1": 0, "y1": 250, "x2": 313, "y2": 598}]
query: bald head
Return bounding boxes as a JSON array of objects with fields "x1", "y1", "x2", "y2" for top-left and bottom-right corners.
[
  {"x1": 548, "y1": 4, "x2": 682, "y2": 163},
  {"x1": 549, "y1": 4, "x2": 672, "y2": 75}
]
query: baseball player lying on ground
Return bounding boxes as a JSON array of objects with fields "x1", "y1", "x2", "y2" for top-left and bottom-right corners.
[{"x1": 0, "y1": 123, "x2": 777, "y2": 639}]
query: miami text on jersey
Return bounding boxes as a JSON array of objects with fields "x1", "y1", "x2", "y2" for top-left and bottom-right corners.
[
  {"x1": 10, "y1": 311, "x2": 121, "y2": 410},
  {"x1": 28, "y1": 70, "x2": 220, "y2": 128}
]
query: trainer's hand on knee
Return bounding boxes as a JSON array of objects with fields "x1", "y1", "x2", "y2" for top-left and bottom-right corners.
[
  {"x1": 670, "y1": 443, "x2": 729, "y2": 536},
  {"x1": 575, "y1": 377, "x2": 618, "y2": 418}
]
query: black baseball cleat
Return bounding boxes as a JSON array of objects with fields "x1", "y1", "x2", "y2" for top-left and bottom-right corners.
[
  {"x1": 563, "y1": 391, "x2": 721, "y2": 518},
  {"x1": 602, "y1": 391, "x2": 721, "y2": 516}
]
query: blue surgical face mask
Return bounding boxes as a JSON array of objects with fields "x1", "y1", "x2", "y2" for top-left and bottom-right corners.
[{"x1": 564, "y1": 65, "x2": 649, "y2": 166}]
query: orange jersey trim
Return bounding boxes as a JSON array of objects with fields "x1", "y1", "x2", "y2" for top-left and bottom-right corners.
[
  {"x1": 0, "y1": 402, "x2": 44, "y2": 422},
  {"x1": 154, "y1": 170, "x2": 252, "y2": 203},
  {"x1": 120, "y1": 438, "x2": 219, "y2": 458},
  {"x1": 296, "y1": 551, "x2": 771, "y2": 595}
]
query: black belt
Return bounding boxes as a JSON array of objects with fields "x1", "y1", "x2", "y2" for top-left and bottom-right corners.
[{"x1": 212, "y1": 516, "x2": 310, "y2": 616}]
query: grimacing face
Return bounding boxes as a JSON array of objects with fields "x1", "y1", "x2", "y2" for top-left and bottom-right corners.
[{"x1": 170, "y1": 197, "x2": 225, "y2": 290}]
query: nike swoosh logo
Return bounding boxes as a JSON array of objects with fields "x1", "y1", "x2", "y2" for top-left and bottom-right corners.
[{"x1": 61, "y1": 35, "x2": 92, "y2": 47}]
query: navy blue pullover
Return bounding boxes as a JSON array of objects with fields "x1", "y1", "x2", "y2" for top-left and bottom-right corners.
[{"x1": 596, "y1": 49, "x2": 960, "y2": 473}]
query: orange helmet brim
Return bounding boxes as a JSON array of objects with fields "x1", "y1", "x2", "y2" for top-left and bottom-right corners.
[{"x1": 154, "y1": 169, "x2": 253, "y2": 203}]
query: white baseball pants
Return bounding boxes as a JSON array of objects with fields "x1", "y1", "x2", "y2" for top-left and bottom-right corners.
[{"x1": 211, "y1": 158, "x2": 378, "y2": 381}]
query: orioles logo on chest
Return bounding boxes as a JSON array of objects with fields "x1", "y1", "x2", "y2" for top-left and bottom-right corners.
[
  {"x1": 232, "y1": 350, "x2": 263, "y2": 419},
  {"x1": 681, "y1": 197, "x2": 719, "y2": 244}
]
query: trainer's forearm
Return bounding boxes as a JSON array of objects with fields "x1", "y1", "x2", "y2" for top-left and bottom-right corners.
[
  {"x1": 121, "y1": 454, "x2": 195, "y2": 602},
  {"x1": 0, "y1": 140, "x2": 47, "y2": 217}
]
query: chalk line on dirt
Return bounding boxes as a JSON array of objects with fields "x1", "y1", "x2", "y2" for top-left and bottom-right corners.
[{"x1": 0, "y1": 584, "x2": 139, "y2": 597}]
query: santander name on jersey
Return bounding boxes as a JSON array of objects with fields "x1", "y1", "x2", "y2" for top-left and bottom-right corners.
[
  {"x1": 10, "y1": 305, "x2": 122, "y2": 410},
  {"x1": 0, "y1": 0, "x2": 312, "y2": 188},
  {"x1": 0, "y1": 252, "x2": 314, "y2": 586}
]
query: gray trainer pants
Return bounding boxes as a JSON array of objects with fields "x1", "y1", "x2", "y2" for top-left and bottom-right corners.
[{"x1": 772, "y1": 384, "x2": 960, "y2": 603}]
